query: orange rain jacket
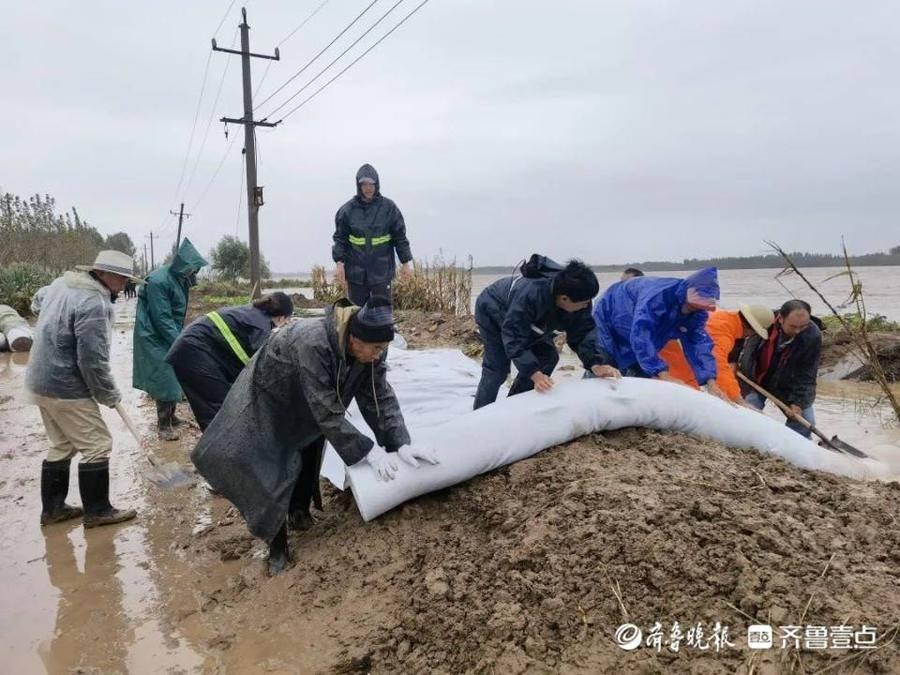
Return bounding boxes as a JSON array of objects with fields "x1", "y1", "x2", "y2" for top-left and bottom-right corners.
[{"x1": 660, "y1": 310, "x2": 746, "y2": 399}]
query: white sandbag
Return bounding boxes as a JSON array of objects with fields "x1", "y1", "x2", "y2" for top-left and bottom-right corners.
[
  {"x1": 5, "y1": 325, "x2": 33, "y2": 352},
  {"x1": 346, "y1": 377, "x2": 892, "y2": 522},
  {"x1": 319, "y1": 342, "x2": 484, "y2": 488},
  {"x1": 0, "y1": 305, "x2": 33, "y2": 352}
]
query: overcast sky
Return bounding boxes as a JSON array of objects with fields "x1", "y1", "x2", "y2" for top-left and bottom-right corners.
[{"x1": 2, "y1": 1, "x2": 898, "y2": 273}]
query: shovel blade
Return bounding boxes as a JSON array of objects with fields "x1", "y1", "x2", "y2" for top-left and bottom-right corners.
[
  {"x1": 143, "y1": 462, "x2": 196, "y2": 488},
  {"x1": 828, "y1": 435, "x2": 869, "y2": 459}
]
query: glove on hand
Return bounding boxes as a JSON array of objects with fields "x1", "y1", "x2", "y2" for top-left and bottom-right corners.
[{"x1": 366, "y1": 445, "x2": 399, "y2": 481}]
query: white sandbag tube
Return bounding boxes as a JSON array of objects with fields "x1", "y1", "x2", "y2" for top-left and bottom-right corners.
[
  {"x1": 346, "y1": 377, "x2": 891, "y2": 522},
  {"x1": 0, "y1": 305, "x2": 33, "y2": 352}
]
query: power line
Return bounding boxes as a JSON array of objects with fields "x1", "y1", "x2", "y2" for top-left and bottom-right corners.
[
  {"x1": 183, "y1": 26, "x2": 238, "y2": 200},
  {"x1": 254, "y1": 0, "x2": 383, "y2": 114},
  {"x1": 213, "y1": 0, "x2": 237, "y2": 38},
  {"x1": 191, "y1": 133, "x2": 239, "y2": 212},
  {"x1": 277, "y1": 0, "x2": 334, "y2": 47},
  {"x1": 153, "y1": 0, "x2": 237, "y2": 240},
  {"x1": 252, "y1": 0, "x2": 334, "y2": 101},
  {"x1": 277, "y1": 0, "x2": 432, "y2": 123}
]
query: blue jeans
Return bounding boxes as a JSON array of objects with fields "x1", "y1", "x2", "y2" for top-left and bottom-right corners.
[{"x1": 745, "y1": 391, "x2": 815, "y2": 439}]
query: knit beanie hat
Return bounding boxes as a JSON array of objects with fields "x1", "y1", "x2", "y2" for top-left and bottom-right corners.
[{"x1": 349, "y1": 295, "x2": 395, "y2": 343}]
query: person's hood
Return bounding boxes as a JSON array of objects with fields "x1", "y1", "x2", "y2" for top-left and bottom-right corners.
[
  {"x1": 329, "y1": 298, "x2": 361, "y2": 362},
  {"x1": 62, "y1": 270, "x2": 110, "y2": 298},
  {"x1": 355, "y1": 163, "x2": 381, "y2": 201},
  {"x1": 681, "y1": 267, "x2": 720, "y2": 303},
  {"x1": 169, "y1": 237, "x2": 208, "y2": 278}
]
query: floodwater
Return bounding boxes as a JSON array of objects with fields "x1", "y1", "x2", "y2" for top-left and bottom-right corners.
[
  {"x1": 0, "y1": 278, "x2": 898, "y2": 672},
  {"x1": 473, "y1": 265, "x2": 900, "y2": 320}
]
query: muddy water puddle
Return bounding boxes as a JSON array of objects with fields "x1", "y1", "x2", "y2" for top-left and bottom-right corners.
[{"x1": 0, "y1": 301, "x2": 206, "y2": 674}]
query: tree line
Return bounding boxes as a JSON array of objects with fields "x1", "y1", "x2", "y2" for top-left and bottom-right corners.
[
  {"x1": 0, "y1": 191, "x2": 136, "y2": 274},
  {"x1": 472, "y1": 246, "x2": 900, "y2": 274}
]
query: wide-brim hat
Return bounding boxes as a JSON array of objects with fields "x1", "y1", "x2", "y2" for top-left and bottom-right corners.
[
  {"x1": 739, "y1": 303, "x2": 775, "y2": 339},
  {"x1": 76, "y1": 250, "x2": 143, "y2": 282}
]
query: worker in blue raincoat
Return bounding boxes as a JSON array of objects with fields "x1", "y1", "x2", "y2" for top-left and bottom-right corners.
[
  {"x1": 133, "y1": 238, "x2": 208, "y2": 440},
  {"x1": 592, "y1": 267, "x2": 731, "y2": 402}
]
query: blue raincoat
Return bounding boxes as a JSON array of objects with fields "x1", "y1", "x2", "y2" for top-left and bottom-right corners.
[{"x1": 592, "y1": 267, "x2": 719, "y2": 384}]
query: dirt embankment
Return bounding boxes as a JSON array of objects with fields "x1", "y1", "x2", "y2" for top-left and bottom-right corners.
[
  {"x1": 394, "y1": 310, "x2": 481, "y2": 356},
  {"x1": 168, "y1": 428, "x2": 900, "y2": 674},
  {"x1": 820, "y1": 329, "x2": 900, "y2": 382}
]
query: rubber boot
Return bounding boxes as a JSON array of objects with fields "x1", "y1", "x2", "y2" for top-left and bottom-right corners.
[
  {"x1": 78, "y1": 460, "x2": 137, "y2": 528},
  {"x1": 156, "y1": 401, "x2": 180, "y2": 441},
  {"x1": 267, "y1": 523, "x2": 291, "y2": 576},
  {"x1": 40, "y1": 459, "x2": 84, "y2": 525}
]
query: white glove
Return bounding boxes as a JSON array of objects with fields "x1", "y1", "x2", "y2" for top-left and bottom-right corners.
[
  {"x1": 366, "y1": 445, "x2": 399, "y2": 482},
  {"x1": 398, "y1": 444, "x2": 440, "y2": 468}
]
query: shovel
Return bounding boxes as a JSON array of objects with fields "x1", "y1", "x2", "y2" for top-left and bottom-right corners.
[
  {"x1": 736, "y1": 373, "x2": 868, "y2": 458},
  {"x1": 115, "y1": 403, "x2": 196, "y2": 487}
]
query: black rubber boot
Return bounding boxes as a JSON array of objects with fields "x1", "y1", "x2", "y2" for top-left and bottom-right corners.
[
  {"x1": 78, "y1": 460, "x2": 137, "y2": 528},
  {"x1": 40, "y1": 459, "x2": 84, "y2": 525},
  {"x1": 267, "y1": 523, "x2": 292, "y2": 576},
  {"x1": 156, "y1": 401, "x2": 180, "y2": 441}
]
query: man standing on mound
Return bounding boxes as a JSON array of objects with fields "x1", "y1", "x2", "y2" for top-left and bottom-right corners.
[
  {"x1": 473, "y1": 258, "x2": 620, "y2": 410},
  {"x1": 332, "y1": 164, "x2": 413, "y2": 306}
]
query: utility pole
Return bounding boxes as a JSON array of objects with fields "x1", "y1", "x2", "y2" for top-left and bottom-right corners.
[
  {"x1": 214, "y1": 7, "x2": 279, "y2": 299},
  {"x1": 169, "y1": 202, "x2": 191, "y2": 253},
  {"x1": 149, "y1": 232, "x2": 155, "y2": 270},
  {"x1": 143, "y1": 244, "x2": 148, "y2": 276}
]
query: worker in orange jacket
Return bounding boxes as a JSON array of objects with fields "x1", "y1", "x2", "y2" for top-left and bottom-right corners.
[{"x1": 661, "y1": 305, "x2": 774, "y2": 403}]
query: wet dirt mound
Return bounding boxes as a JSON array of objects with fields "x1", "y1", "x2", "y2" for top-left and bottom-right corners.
[
  {"x1": 180, "y1": 429, "x2": 900, "y2": 674},
  {"x1": 395, "y1": 310, "x2": 482, "y2": 356},
  {"x1": 821, "y1": 330, "x2": 900, "y2": 382}
]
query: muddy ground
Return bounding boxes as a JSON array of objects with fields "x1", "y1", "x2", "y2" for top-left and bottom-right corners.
[
  {"x1": 820, "y1": 330, "x2": 900, "y2": 382},
  {"x1": 2, "y1": 304, "x2": 900, "y2": 674}
]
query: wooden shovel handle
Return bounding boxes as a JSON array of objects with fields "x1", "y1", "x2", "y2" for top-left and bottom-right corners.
[
  {"x1": 115, "y1": 403, "x2": 144, "y2": 445},
  {"x1": 736, "y1": 372, "x2": 812, "y2": 429}
]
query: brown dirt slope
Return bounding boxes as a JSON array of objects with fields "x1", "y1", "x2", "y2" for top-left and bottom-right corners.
[
  {"x1": 169, "y1": 428, "x2": 900, "y2": 674},
  {"x1": 821, "y1": 330, "x2": 900, "y2": 382}
]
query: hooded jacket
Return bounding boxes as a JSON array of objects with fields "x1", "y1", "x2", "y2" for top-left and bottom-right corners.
[
  {"x1": 133, "y1": 238, "x2": 208, "y2": 401},
  {"x1": 476, "y1": 275, "x2": 611, "y2": 379},
  {"x1": 332, "y1": 164, "x2": 413, "y2": 287},
  {"x1": 25, "y1": 271, "x2": 120, "y2": 406},
  {"x1": 593, "y1": 267, "x2": 719, "y2": 384},
  {"x1": 190, "y1": 300, "x2": 410, "y2": 542}
]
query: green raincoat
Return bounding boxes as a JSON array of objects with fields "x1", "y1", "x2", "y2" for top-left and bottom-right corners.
[{"x1": 133, "y1": 238, "x2": 208, "y2": 401}]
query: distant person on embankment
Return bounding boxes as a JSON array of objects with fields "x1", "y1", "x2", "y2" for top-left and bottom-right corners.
[
  {"x1": 738, "y1": 299, "x2": 822, "y2": 437},
  {"x1": 331, "y1": 163, "x2": 413, "y2": 306},
  {"x1": 25, "y1": 250, "x2": 139, "y2": 528},
  {"x1": 190, "y1": 296, "x2": 438, "y2": 575},
  {"x1": 593, "y1": 267, "x2": 732, "y2": 402},
  {"x1": 165, "y1": 292, "x2": 294, "y2": 430},
  {"x1": 472, "y1": 257, "x2": 621, "y2": 410},
  {"x1": 132, "y1": 238, "x2": 208, "y2": 441}
]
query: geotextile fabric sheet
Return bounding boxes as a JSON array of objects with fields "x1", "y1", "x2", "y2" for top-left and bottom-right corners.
[{"x1": 321, "y1": 342, "x2": 889, "y2": 522}]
